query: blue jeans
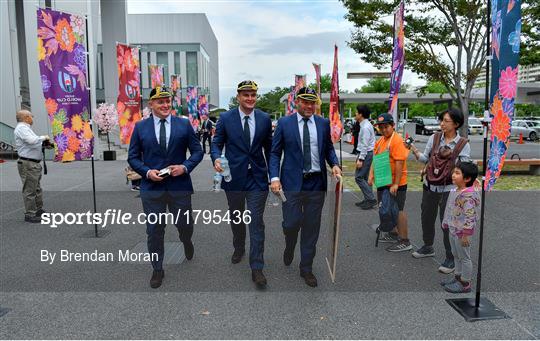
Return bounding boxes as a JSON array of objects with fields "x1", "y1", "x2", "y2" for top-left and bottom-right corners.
[{"x1": 354, "y1": 151, "x2": 375, "y2": 202}]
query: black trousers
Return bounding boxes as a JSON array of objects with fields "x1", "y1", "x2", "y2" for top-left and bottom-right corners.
[
  {"x1": 420, "y1": 186, "x2": 453, "y2": 260},
  {"x1": 202, "y1": 134, "x2": 212, "y2": 153}
]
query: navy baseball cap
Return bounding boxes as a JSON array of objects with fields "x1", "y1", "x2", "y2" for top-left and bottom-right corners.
[{"x1": 374, "y1": 113, "x2": 394, "y2": 125}]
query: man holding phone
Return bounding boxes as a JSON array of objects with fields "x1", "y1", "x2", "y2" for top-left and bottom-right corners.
[{"x1": 128, "y1": 86, "x2": 203, "y2": 288}]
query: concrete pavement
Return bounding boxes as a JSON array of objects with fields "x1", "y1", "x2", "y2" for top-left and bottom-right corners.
[{"x1": 1, "y1": 159, "x2": 538, "y2": 339}]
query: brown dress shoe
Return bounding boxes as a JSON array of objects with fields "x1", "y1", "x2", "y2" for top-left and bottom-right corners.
[
  {"x1": 231, "y1": 249, "x2": 244, "y2": 264},
  {"x1": 251, "y1": 269, "x2": 267, "y2": 288},
  {"x1": 300, "y1": 271, "x2": 318, "y2": 287},
  {"x1": 184, "y1": 241, "x2": 194, "y2": 260},
  {"x1": 150, "y1": 270, "x2": 164, "y2": 288}
]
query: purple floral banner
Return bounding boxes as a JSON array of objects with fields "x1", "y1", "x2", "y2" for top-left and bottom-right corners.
[
  {"x1": 388, "y1": 0, "x2": 405, "y2": 123},
  {"x1": 37, "y1": 8, "x2": 92, "y2": 162},
  {"x1": 485, "y1": 0, "x2": 521, "y2": 190}
]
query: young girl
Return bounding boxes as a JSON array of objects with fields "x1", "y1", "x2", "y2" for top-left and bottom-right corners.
[{"x1": 440, "y1": 162, "x2": 480, "y2": 293}]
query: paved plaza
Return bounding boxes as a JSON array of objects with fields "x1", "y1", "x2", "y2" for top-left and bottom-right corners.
[{"x1": 1, "y1": 157, "x2": 539, "y2": 339}]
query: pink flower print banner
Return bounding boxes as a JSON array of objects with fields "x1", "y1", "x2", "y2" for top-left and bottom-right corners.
[
  {"x1": 149, "y1": 64, "x2": 164, "y2": 88},
  {"x1": 198, "y1": 95, "x2": 209, "y2": 119},
  {"x1": 36, "y1": 8, "x2": 92, "y2": 162},
  {"x1": 486, "y1": 0, "x2": 521, "y2": 190},
  {"x1": 116, "y1": 43, "x2": 141, "y2": 145}
]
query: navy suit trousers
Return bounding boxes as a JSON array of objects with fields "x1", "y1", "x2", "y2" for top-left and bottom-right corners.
[
  {"x1": 141, "y1": 191, "x2": 193, "y2": 271},
  {"x1": 225, "y1": 170, "x2": 268, "y2": 270},
  {"x1": 282, "y1": 174, "x2": 326, "y2": 273}
]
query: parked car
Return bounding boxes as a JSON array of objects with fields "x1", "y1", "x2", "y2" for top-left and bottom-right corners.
[
  {"x1": 467, "y1": 117, "x2": 483, "y2": 135},
  {"x1": 411, "y1": 117, "x2": 441, "y2": 135},
  {"x1": 510, "y1": 120, "x2": 540, "y2": 141}
]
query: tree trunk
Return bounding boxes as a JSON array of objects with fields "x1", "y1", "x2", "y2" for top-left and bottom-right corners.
[
  {"x1": 107, "y1": 132, "x2": 111, "y2": 151},
  {"x1": 458, "y1": 98, "x2": 470, "y2": 138}
]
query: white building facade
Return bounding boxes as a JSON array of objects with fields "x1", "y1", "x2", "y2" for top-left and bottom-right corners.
[{"x1": 1, "y1": 1, "x2": 218, "y2": 153}]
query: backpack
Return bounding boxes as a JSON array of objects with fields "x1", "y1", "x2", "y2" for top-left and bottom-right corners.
[{"x1": 424, "y1": 132, "x2": 467, "y2": 186}]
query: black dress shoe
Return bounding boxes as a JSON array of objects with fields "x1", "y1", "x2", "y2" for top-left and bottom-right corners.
[
  {"x1": 251, "y1": 269, "x2": 267, "y2": 288},
  {"x1": 231, "y1": 249, "x2": 244, "y2": 264},
  {"x1": 300, "y1": 271, "x2": 318, "y2": 287},
  {"x1": 184, "y1": 241, "x2": 194, "y2": 260},
  {"x1": 150, "y1": 270, "x2": 164, "y2": 288},
  {"x1": 283, "y1": 247, "x2": 294, "y2": 266},
  {"x1": 24, "y1": 215, "x2": 41, "y2": 223},
  {"x1": 36, "y1": 209, "x2": 45, "y2": 217}
]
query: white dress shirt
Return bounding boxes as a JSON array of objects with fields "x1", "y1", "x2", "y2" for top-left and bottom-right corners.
[
  {"x1": 14, "y1": 122, "x2": 46, "y2": 160},
  {"x1": 297, "y1": 113, "x2": 320, "y2": 173},
  {"x1": 356, "y1": 119, "x2": 375, "y2": 160}
]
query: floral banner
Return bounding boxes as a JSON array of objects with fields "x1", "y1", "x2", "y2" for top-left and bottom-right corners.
[
  {"x1": 186, "y1": 86, "x2": 199, "y2": 131},
  {"x1": 388, "y1": 0, "x2": 405, "y2": 123},
  {"x1": 286, "y1": 87, "x2": 296, "y2": 116},
  {"x1": 294, "y1": 74, "x2": 306, "y2": 91},
  {"x1": 313, "y1": 63, "x2": 322, "y2": 116},
  {"x1": 149, "y1": 64, "x2": 164, "y2": 88},
  {"x1": 329, "y1": 45, "x2": 343, "y2": 143},
  {"x1": 170, "y1": 74, "x2": 182, "y2": 116},
  {"x1": 36, "y1": 8, "x2": 92, "y2": 162},
  {"x1": 485, "y1": 0, "x2": 521, "y2": 190},
  {"x1": 116, "y1": 43, "x2": 141, "y2": 145},
  {"x1": 198, "y1": 95, "x2": 209, "y2": 119}
]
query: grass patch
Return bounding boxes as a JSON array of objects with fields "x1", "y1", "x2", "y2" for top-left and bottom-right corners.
[{"x1": 341, "y1": 160, "x2": 540, "y2": 191}]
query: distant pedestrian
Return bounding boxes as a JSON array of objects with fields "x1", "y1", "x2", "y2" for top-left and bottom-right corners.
[
  {"x1": 406, "y1": 108, "x2": 471, "y2": 274},
  {"x1": 14, "y1": 110, "x2": 50, "y2": 223},
  {"x1": 354, "y1": 105, "x2": 377, "y2": 210},
  {"x1": 440, "y1": 162, "x2": 480, "y2": 293},
  {"x1": 351, "y1": 119, "x2": 360, "y2": 154}
]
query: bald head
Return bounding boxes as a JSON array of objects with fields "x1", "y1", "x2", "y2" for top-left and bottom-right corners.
[{"x1": 16, "y1": 110, "x2": 33, "y2": 125}]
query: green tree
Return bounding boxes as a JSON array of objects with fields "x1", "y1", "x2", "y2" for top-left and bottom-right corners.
[
  {"x1": 340, "y1": 0, "x2": 511, "y2": 135},
  {"x1": 521, "y1": 2, "x2": 540, "y2": 66},
  {"x1": 308, "y1": 73, "x2": 332, "y2": 93}
]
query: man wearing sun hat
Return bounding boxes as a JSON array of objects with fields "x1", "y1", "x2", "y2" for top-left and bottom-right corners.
[
  {"x1": 128, "y1": 86, "x2": 204, "y2": 289},
  {"x1": 269, "y1": 87, "x2": 342, "y2": 287},
  {"x1": 211, "y1": 80, "x2": 273, "y2": 288}
]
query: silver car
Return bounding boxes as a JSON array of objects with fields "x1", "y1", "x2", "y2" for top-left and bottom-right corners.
[
  {"x1": 468, "y1": 117, "x2": 483, "y2": 135},
  {"x1": 510, "y1": 120, "x2": 540, "y2": 141}
]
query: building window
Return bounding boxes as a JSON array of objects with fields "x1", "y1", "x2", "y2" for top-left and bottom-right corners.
[
  {"x1": 156, "y1": 52, "x2": 168, "y2": 85},
  {"x1": 186, "y1": 52, "x2": 198, "y2": 86},
  {"x1": 174, "y1": 52, "x2": 180, "y2": 76}
]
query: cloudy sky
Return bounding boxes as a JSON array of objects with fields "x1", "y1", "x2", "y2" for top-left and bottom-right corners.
[{"x1": 128, "y1": 0, "x2": 421, "y2": 108}]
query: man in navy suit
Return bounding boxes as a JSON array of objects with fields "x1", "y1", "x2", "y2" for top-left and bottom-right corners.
[
  {"x1": 201, "y1": 117, "x2": 213, "y2": 154},
  {"x1": 128, "y1": 86, "x2": 203, "y2": 288},
  {"x1": 270, "y1": 87, "x2": 341, "y2": 287},
  {"x1": 211, "y1": 80, "x2": 273, "y2": 288}
]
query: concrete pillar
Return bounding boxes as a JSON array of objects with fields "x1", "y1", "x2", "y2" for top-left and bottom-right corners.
[{"x1": 100, "y1": 0, "x2": 128, "y2": 105}]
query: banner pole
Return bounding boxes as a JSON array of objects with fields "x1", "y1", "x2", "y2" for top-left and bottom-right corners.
[
  {"x1": 84, "y1": 16, "x2": 99, "y2": 238},
  {"x1": 139, "y1": 47, "x2": 143, "y2": 113},
  {"x1": 445, "y1": 0, "x2": 509, "y2": 321}
]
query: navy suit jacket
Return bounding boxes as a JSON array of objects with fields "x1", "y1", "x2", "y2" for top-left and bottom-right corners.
[
  {"x1": 128, "y1": 115, "x2": 203, "y2": 193},
  {"x1": 269, "y1": 114, "x2": 339, "y2": 192},
  {"x1": 211, "y1": 108, "x2": 273, "y2": 191}
]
